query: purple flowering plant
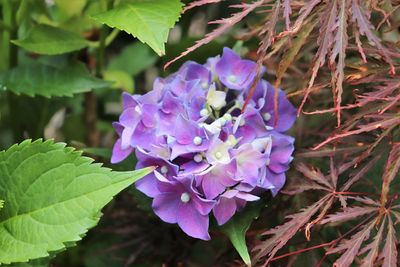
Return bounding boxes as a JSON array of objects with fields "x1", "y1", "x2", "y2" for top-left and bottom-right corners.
[{"x1": 111, "y1": 47, "x2": 296, "y2": 240}]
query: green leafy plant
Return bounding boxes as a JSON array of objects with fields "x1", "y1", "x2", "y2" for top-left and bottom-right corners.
[
  {"x1": 0, "y1": 0, "x2": 182, "y2": 265},
  {"x1": 0, "y1": 139, "x2": 153, "y2": 264}
]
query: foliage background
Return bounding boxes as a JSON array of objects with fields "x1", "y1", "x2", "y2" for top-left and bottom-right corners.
[{"x1": 0, "y1": 0, "x2": 399, "y2": 266}]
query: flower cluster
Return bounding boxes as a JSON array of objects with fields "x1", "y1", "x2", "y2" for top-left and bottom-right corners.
[{"x1": 111, "y1": 48, "x2": 296, "y2": 240}]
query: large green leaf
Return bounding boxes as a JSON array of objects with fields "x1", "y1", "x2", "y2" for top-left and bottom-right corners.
[
  {"x1": 12, "y1": 25, "x2": 90, "y2": 55},
  {"x1": 92, "y1": 0, "x2": 183, "y2": 56},
  {"x1": 5, "y1": 258, "x2": 49, "y2": 267},
  {"x1": 221, "y1": 204, "x2": 263, "y2": 266},
  {"x1": 107, "y1": 42, "x2": 157, "y2": 76},
  {"x1": 0, "y1": 139, "x2": 153, "y2": 264},
  {"x1": 0, "y1": 61, "x2": 111, "y2": 97}
]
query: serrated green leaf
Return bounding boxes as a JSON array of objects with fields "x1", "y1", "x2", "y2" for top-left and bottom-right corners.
[
  {"x1": 221, "y1": 204, "x2": 263, "y2": 266},
  {"x1": 0, "y1": 139, "x2": 153, "y2": 264},
  {"x1": 0, "y1": 61, "x2": 111, "y2": 97},
  {"x1": 92, "y1": 0, "x2": 183, "y2": 56},
  {"x1": 12, "y1": 25, "x2": 90, "y2": 55},
  {"x1": 5, "y1": 257, "x2": 49, "y2": 267}
]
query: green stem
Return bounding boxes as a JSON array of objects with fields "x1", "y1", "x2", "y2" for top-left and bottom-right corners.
[
  {"x1": 0, "y1": 20, "x2": 12, "y2": 31},
  {"x1": 105, "y1": 28, "x2": 120, "y2": 46},
  {"x1": 3, "y1": 0, "x2": 22, "y2": 142},
  {"x1": 84, "y1": 0, "x2": 111, "y2": 147},
  {"x1": 95, "y1": 0, "x2": 112, "y2": 77},
  {"x1": 95, "y1": 27, "x2": 107, "y2": 77},
  {"x1": 3, "y1": 0, "x2": 18, "y2": 68}
]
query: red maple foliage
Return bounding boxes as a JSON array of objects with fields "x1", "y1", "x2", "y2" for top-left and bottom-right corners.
[{"x1": 168, "y1": 1, "x2": 400, "y2": 266}]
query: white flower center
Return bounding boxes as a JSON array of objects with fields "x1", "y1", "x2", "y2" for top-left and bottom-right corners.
[
  {"x1": 201, "y1": 81, "x2": 209, "y2": 89},
  {"x1": 215, "y1": 152, "x2": 222, "y2": 159},
  {"x1": 200, "y1": 108, "x2": 209, "y2": 117},
  {"x1": 134, "y1": 105, "x2": 142, "y2": 115},
  {"x1": 180, "y1": 192, "x2": 190, "y2": 203},
  {"x1": 160, "y1": 166, "x2": 168, "y2": 174},
  {"x1": 193, "y1": 136, "x2": 202, "y2": 145},
  {"x1": 223, "y1": 113, "x2": 232, "y2": 121},
  {"x1": 194, "y1": 154, "x2": 203, "y2": 163},
  {"x1": 258, "y1": 98, "x2": 264, "y2": 107},
  {"x1": 219, "y1": 118, "x2": 227, "y2": 127},
  {"x1": 228, "y1": 75, "x2": 237, "y2": 83},
  {"x1": 263, "y1": 112, "x2": 272, "y2": 121}
]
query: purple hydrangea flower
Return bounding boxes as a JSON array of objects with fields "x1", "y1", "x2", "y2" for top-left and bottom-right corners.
[
  {"x1": 242, "y1": 79, "x2": 297, "y2": 132},
  {"x1": 213, "y1": 190, "x2": 259, "y2": 225},
  {"x1": 111, "y1": 47, "x2": 296, "y2": 240},
  {"x1": 198, "y1": 159, "x2": 239, "y2": 199},
  {"x1": 169, "y1": 115, "x2": 211, "y2": 160},
  {"x1": 215, "y1": 48, "x2": 258, "y2": 90},
  {"x1": 135, "y1": 148, "x2": 179, "y2": 197},
  {"x1": 152, "y1": 172, "x2": 215, "y2": 240}
]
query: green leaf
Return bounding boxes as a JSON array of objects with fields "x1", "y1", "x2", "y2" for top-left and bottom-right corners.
[
  {"x1": 107, "y1": 42, "x2": 157, "y2": 76},
  {"x1": 92, "y1": 0, "x2": 183, "y2": 56},
  {"x1": 0, "y1": 200, "x2": 3, "y2": 210},
  {"x1": 54, "y1": 0, "x2": 87, "y2": 18},
  {"x1": 0, "y1": 61, "x2": 111, "y2": 97},
  {"x1": 0, "y1": 139, "x2": 153, "y2": 264},
  {"x1": 5, "y1": 258, "x2": 49, "y2": 267},
  {"x1": 221, "y1": 204, "x2": 263, "y2": 266},
  {"x1": 82, "y1": 147, "x2": 112, "y2": 159},
  {"x1": 103, "y1": 70, "x2": 134, "y2": 93},
  {"x1": 12, "y1": 25, "x2": 90, "y2": 55}
]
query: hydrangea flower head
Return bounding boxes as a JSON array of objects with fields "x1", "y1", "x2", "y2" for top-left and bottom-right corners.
[{"x1": 112, "y1": 47, "x2": 296, "y2": 240}]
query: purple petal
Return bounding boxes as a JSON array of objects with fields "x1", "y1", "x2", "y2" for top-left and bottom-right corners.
[
  {"x1": 191, "y1": 194, "x2": 215, "y2": 215},
  {"x1": 120, "y1": 107, "x2": 141, "y2": 127},
  {"x1": 201, "y1": 174, "x2": 228, "y2": 199},
  {"x1": 181, "y1": 160, "x2": 209, "y2": 174},
  {"x1": 170, "y1": 143, "x2": 190, "y2": 160},
  {"x1": 112, "y1": 122, "x2": 124, "y2": 137},
  {"x1": 122, "y1": 92, "x2": 138, "y2": 109},
  {"x1": 264, "y1": 168, "x2": 286, "y2": 196},
  {"x1": 215, "y1": 48, "x2": 258, "y2": 90},
  {"x1": 140, "y1": 104, "x2": 158, "y2": 128},
  {"x1": 121, "y1": 127, "x2": 134, "y2": 149},
  {"x1": 213, "y1": 197, "x2": 237, "y2": 225},
  {"x1": 236, "y1": 192, "x2": 260, "y2": 201},
  {"x1": 182, "y1": 61, "x2": 211, "y2": 86},
  {"x1": 174, "y1": 115, "x2": 196, "y2": 144},
  {"x1": 177, "y1": 203, "x2": 210, "y2": 240},
  {"x1": 262, "y1": 84, "x2": 296, "y2": 132},
  {"x1": 135, "y1": 173, "x2": 160, "y2": 197},
  {"x1": 152, "y1": 193, "x2": 180, "y2": 223},
  {"x1": 111, "y1": 138, "x2": 133, "y2": 164}
]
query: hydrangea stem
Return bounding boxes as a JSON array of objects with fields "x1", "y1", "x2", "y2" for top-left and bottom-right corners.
[
  {"x1": 3, "y1": 0, "x2": 23, "y2": 142},
  {"x1": 2, "y1": 0, "x2": 18, "y2": 69},
  {"x1": 84, "y1": 0, "x2": 112, "y2": 147}
]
